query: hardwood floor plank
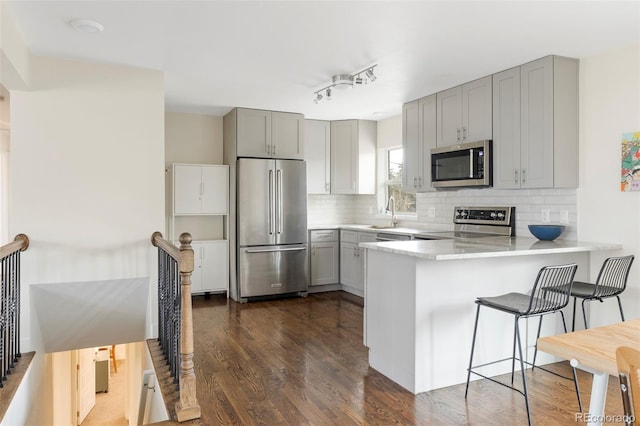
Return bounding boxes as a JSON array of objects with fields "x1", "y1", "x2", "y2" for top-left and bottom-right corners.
[{"x1": 187, "y1": 291, "x2": 625, "y2": 425}]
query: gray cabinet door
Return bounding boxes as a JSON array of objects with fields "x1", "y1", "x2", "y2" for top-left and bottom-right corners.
[
  {"x1": 521, "y1": 56, "x2": 554, "y2": 188},
  {"x1": 237, "y1": 158, "x2": 275, "y2": 246},
  {"x1": 273, "y1": 112, "x2": 304, "y2": 160},
  {"x1": 331, "y1": 120, "x2": 358, "y2": 194},
  {"x1": 419, "y1": 94, "x2": 437, "y2": 191},
  {"x1": 493, "y1": 67, "x2": 522, "y2": 189},
  {"x1": 237, "y1": 108, "x2": 272, "y2": 157},
  {"x1": 436, "y1": 85, "x2": 462, "y2": 147},
  {"x1": 305, "y1": 120, "x2": 331, "y2": 194},
  {"x1": 462, "y1": 75, "x2": 492, "y2": 142},
  {"x1": 275, "y1": 159, "x2": 307, "y2": 245},
  {"x1": 311, "y1": 241, "x2": 339, "y2": 285},
  {"x1": 403, "y1": 100, "x2": 421, "y2": 192}
]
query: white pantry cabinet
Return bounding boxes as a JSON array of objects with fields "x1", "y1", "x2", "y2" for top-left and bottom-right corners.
[
  {"x1": 330, "y1": 120, "x2": 376, "y2": 194},
  {"x1": 493, "y1": 56, "x2": 578, "y2": 189},
  {"x1": 191, "y1": 240, "x2": 229, "y2": 293},
  {"x1": 235, "y1": 108, "x2": 304, "y2": 160},
  {"x1": 309, "y1": 230, "x2": 339, "y2": 285},
  {"x1": 172, "y1": 163, "x2": 229, "y2": 294},
  {"x1": 436, "y1": 76, "x2": 492, "y2": 147},
  {"x1": 173, "y1": 164, "x2": 228, "y2": 215},
  {"x1": 304, "y1": 120, "x2": 331, "y2": 194},
  {"x1": 402, "y1": 94, "x2": 436, "y2": 192}
]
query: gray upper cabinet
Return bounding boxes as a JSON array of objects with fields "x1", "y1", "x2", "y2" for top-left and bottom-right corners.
[
  {"x1": 493, "y1": 56, "x2": 578, "y2": 189},
  {"x1": 304, "y1": 119, "x2": 331, "y2": 194},
  {"x1": 436, "y1": 76, "x2": 492, "y2": 147},
  {"x1": 403, "y1": 100, "x2": 420, "y2": 192},
  {"x1": 403, "y1": 94, "x2": 436, "y2": 192},
  {"x1": 493, "y1": 67, "x2": 522, "y2": 189},
  {"x1": 236, "y1": 108, "x2": 304, "y2": 159},
  {"x1": 330, "y1": 120, "x2": 376, "y2": 194}
]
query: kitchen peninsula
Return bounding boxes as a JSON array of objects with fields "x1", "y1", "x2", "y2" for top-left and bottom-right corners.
[{"x1": 360, "y1": 237, "x2": 622, "y2": 394}]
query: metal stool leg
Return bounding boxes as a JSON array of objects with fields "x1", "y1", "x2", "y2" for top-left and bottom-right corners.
[
  {"x1": 511, "y1": 319, "x2": 518, "y2": 384},
  {"x1": 581, "y1": 299, "x2": 590, "y2": 329},
  {"x1": 616, "y1": 295, "x2": 625, "y2": 321},
  {"x1": 465, "y1": 304, "x2": 481, "y2": 398},
  {"x1": 571, "y1": 297, "x2": 578, "y2": 331},
  {"x1": 515, "y1": 317, "x2": 532, "y2": 426},
  {"x1": 559, "y1": 310, "x2": 583, "y2": 412},
  {"x1": 531, "y1": 315, "x2": 544, "y2": 370}
]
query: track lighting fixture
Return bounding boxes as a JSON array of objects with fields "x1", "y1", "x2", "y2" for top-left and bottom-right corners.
[{"x1": 313, "y1": 64, "x2": 377, "y2": 103}]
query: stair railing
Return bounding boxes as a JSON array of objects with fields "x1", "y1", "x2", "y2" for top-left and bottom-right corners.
[
  {"x1": 151, "y1": 231, "x2": 201, "y2": 422},
  {"x1": 0, "y1": 234, "x2": 29, "y2": 388}
]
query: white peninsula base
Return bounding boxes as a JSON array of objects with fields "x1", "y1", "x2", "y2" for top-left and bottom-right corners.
[{"x1": 362, "y1": 238, "x2": 621, "y2": 395}]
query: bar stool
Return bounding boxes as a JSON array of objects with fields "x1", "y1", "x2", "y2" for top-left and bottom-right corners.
[
  {"x1": 465, "y1": 263, "x2": 582, "y2": 426},
  {"x1": 570, "y1": 255, "x2": 634, "y2": 331}
]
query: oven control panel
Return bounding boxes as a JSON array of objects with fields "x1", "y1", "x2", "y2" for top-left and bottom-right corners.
[{"x1": 454, "y1": 207, "x2": 514, "y2": 225}]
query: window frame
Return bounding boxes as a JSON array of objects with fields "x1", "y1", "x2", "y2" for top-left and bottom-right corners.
[{"x1": 381, "y1": 147, "x2": 416, "y2": 217}]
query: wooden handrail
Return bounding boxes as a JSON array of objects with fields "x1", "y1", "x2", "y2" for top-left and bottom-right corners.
[
  {"x1": 151, "y1": 231, "x2": 201, "y2": 422},
  {"x1": 151, "y1": 231, "x2": 179, "y2": 260},
  {"x1": 0, "y1": 234, "x2": 29, "y2": 259}
]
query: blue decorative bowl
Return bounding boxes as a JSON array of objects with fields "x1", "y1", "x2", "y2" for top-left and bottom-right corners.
[{"x1": 528, "y1": 224, "x2": 566, "y2": 241}]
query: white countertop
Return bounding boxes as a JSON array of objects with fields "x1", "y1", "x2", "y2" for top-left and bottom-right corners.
[{"x1": 359, "y1": 237, "x2": 622, "y2": 260}]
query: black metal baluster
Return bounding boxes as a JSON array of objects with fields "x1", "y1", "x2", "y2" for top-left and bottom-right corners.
[{"x1": 1, "y1": 257, "x2": 7, "y2": 384}]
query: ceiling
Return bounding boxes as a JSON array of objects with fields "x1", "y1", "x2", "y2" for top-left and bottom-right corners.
[{"x1": 5, "y1": 1, "x2": 640, "y2": 121}]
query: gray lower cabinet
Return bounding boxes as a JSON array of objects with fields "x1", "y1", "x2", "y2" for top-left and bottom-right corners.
[
  {"x1": 340, "y1": 230, "x2": 377, "y2": 295},
  {"x1": 309, "y1": 230, "x2": 339, "y2": 285}
]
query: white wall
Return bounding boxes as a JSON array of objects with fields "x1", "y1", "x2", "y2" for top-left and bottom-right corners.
[
  {"x1": 3, "y1": 49, "x2": 165, "y2": 423},
  {"x1": 578, "y1": 43, "x2": 640, "y2": 325}
]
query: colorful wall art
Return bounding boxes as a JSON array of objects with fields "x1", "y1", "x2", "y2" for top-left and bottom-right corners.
[{"x1": 621, "y1": 131, "x2": 640, "y2": 191}]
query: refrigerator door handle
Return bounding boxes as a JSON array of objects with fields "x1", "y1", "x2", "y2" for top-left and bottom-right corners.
[
  {"x1": 245, "y1": 246, "x2": 307, "y2": 254},
  {"x1": 277, "y1": 169, "x2": 283, "y2": 234},
  {"x1": 268, "y1": 169, "x2": 275, "y2": 235}
]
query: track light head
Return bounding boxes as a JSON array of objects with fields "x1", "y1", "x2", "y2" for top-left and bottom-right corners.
[
  {"x1": 365, "y1": 68, "x2": 377, "y2": 82},
  {"x1": 326, "y1": 87, "x2": 332, "y2": 100}
]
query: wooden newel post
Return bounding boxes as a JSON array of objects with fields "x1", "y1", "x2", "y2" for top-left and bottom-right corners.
[{"x1": 175, "y1": 232, "x2": 201, "y2": 422}]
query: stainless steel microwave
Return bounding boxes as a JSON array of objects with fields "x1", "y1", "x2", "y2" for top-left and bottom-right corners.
[{"x1": 430, "y1": 140, "x2": 492, "y2": 188}]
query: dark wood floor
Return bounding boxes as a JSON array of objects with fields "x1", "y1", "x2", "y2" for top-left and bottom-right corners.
[{"x1": 190, "y1": 291, "x2": 624, "y2": 425}]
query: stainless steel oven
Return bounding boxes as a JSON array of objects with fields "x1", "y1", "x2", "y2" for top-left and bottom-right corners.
[{"x1": 431, "y1": 140, "x2": 492, "y2": 188}]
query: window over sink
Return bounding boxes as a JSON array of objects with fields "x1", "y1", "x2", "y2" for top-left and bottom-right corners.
[{"x1": 385, "y1": 147, "x2": 416, "y2": 215}]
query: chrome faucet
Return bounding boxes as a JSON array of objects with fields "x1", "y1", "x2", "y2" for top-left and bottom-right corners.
[{"x1": 386, "y1": 196, "x2": 398, "y2": 228}]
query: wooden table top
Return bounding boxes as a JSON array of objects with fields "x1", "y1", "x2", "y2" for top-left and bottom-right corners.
[{"x1": 537, "y1": 318, "x2": 640, "y2": 376}]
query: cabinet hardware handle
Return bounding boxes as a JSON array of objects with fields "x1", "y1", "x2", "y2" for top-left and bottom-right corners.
[
  {"x1": 419, "y1": 177, "x2": 423, "y2": 187},
  {"x1": 266, "y1": 145, "x2": 270, "y2": 155},
  {"x1": 514, "y1": 169, "x2": 519, "y2": 184},
  {"x1": 414, "y1": 177, "x2": 417, "y2": 188},
  {"x1": 456, "y1": 128, "x2": 461, "y2": 142},
  {"x1": 272, "y1": 144, "x2": 276, "y2": 155},
  {"x1": 522, "y1": 169, "x2": 526, "y2": 184},
  {"x1": 462, "y1": 127, "x2": 467, "y2": 141}
]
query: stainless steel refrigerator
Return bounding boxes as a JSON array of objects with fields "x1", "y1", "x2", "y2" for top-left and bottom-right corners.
[{"x1": 237, "y1": 158, "x2": 308, "y2": 299}]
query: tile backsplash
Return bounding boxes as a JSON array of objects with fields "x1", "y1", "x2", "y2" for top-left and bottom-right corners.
[{"x1": 308, "y1": 188, "x2": 577, "y2": 240}]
